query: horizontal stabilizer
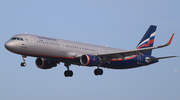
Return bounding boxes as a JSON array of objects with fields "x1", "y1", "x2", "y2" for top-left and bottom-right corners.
[{"x1": 146, "y1": 56, "x2": 178, "y2": 62}]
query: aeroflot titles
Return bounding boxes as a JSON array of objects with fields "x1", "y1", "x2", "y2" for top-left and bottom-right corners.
[{"x1": 37, "y1": 36, "x2": 57, "y2": 41}]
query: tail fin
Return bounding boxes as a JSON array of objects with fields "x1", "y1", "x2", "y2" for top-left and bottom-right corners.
[{"x1": 136, "y1": 25, "x2": 157, "y2": 55}]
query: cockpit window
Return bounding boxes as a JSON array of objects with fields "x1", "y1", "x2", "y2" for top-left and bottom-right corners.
[
  {"x1": 17, "y1": 38, "x2": 20, "y2": 40},
  {"x1": 11, "y1": 37, "x2": 17, "y2": 40},
  {"x1": 11, "y1": 37, "x2": 24, "y2": 41}
]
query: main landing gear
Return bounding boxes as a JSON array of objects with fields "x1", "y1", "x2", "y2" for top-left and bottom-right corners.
[
  {"x1": 63, "y1": 63, "x2": 103, "y2": 77},
  {"x1": 64, "y1": 63, "x2": 73, "y2": 77},
  {"x1": 21, "y1": 55, "x2": 27, "y2": 67},
  {"x1": 94, "y1": 68, "x2": 103, "y2": 76}
]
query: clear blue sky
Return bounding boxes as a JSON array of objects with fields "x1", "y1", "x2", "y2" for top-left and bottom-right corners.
[{"x1": 0, "y1": 0, "x2": 180, "y2": 100}]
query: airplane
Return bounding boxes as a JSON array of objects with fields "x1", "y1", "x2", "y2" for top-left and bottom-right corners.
[{"x1": 4, "y1": 25, "x2": 177, "y2": 77}]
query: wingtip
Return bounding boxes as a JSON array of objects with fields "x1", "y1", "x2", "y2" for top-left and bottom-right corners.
[{"x1": 168, "y1": 33, "x2": 175, "y2": 45}]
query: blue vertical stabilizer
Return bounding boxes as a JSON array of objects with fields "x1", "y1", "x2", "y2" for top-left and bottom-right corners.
[{"x1": 136, "y1": 25, "x2": 157, "y2": 55}]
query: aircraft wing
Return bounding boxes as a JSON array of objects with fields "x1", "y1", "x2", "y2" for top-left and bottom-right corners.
[{"x1": 94, "y1": 33, "x2": 175, "y2": 60}]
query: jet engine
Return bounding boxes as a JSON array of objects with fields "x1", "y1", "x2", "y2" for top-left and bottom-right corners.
[
  {"x1": 35, "y1": 58, "x2": 57, "y2": 69},
  {"x1": 80, "y1": 54, "x2": 99, "y2": 66}
]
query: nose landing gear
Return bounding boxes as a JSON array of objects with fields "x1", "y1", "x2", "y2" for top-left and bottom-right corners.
[{"x1": 21, "y1": 55, "x2": 27, "y2": 67}]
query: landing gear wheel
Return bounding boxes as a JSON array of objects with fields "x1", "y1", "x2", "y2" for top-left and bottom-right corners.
[
  {"x1": 64, "y1": 71, "x2": 69, "y2": 77},
  {"x1": 69, "y1": 70, "x2": 73, "y2": 77},
  {"x1": 64, "y1": 70, "x2": 73, "y2": 77},
  {"x1": 94, "y1": 69, "x2": 99, "y2": 76},
  {"x1": 99, "y1": 69, "x2": 103, "y2": 75},
  {"x1": 21, "y1": 62, "x2": 26, "y2": 67},
  {"x1": 94, "y1": 68, "x2": 103, "y2": 76}
]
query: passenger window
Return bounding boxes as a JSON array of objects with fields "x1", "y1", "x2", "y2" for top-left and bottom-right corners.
[
  {"x1": 17, "y1": 38, "x2": 20, "y2": 40},
  {"x1": 21, "y1": 38, "x2": 23, "y2": 41}
]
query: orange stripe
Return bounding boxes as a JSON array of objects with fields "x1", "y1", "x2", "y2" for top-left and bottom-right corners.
[
  {"x1": 168, "y1": 33, "x2": 174, "y2": 45},
  {"x1": 86, "y1": 54, "x2": 90, "y2": 65},
  {"x1": 40, "y1": 58, "x2": 45, "y2": 68}
]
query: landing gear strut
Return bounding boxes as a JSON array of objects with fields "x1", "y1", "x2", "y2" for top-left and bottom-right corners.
[
  {"x1": 94, "y1": 68, "x2": 103, "y2": 76},
  {"x1": 64, "y1": 63, "x2": 73, "y2": 77},
  {"x1": 21, "y1": 55, "x2": 27, "y2": 67}
]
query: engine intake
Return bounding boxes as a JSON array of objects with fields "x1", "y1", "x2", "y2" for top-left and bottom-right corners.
[
  {"x1": 80, "y1": 54, "x2": 99, "y2": 66},
  {"x1": 35, "y1": 58, "x2": 57, "y2": 69}
]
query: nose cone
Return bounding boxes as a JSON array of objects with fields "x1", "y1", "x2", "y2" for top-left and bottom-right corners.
[{"x1": 5, "y1": 41, "x2": 15, "y2": 51}]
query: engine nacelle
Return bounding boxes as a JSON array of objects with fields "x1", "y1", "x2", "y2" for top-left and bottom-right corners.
[
  {"x1": 35, "y1": 58, "x2": 57, "y2": 69},
  {"x1": 80, "y1": 54, "x2": 99, "y2": 66}
]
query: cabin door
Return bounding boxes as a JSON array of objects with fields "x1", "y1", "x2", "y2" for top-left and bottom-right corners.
[
  {"x1": 59, "y1": 40, "x2": 65, "y2": 51},
  {"x1": 27, "y1": 35, "x2": 34, "y2": 46}
]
